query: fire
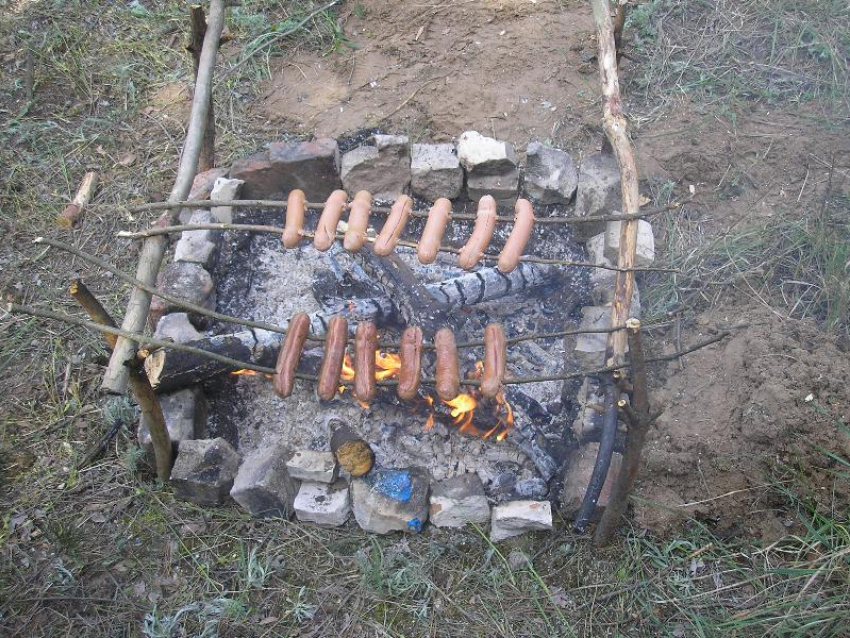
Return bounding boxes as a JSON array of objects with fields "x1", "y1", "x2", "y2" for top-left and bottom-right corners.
[
  {"x1": 375, "y1": 351, "x2": 401, "y2": 380},
  {"x1": 230, "y1": 369, "x2": 272, "y2": 378}
]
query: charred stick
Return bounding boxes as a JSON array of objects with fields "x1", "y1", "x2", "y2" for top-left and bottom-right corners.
[
  {"x1": 57, "y1": 171, "x2": 99, "y2": 228},
  {"x1": 68, "y1": 280, "x2": 172, "y2": 481}
]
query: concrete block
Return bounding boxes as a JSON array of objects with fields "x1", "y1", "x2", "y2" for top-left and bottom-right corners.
[
  {"x1": 294, "y1": 480, "x2": 351, "y2": 526},
  {"x1": 351, "y1": 468, "x2": 429, "y2": 534},
  {"x1": 429, "y1": 474, "x2": 490, "y2": 528},
  {"x1": 524, "y1": 142, "x2": 578, "y2": 204},
  {"x1": 138, "y1": 387, "x2": 206, "y2": 457},
  {"x1": 286, "y1": 450, "x2": 338, "y2": 484},
  {"x1": 171, "y1": 438, "x2": 240, "y2": 506},
  {"x1": 490, "y1": 500, "x2": 553, "y2": 542},
  {"x1": 411, "y1": 143, "x2": 463, "y2": 201},
  {"x1": 457, "y1": 131, "x2": 517, "y2": 174},
  {"x1": 603, "y1": 219, "x2": 655, "y2": 267}
]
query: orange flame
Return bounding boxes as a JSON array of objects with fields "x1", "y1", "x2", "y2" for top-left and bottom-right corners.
[
  {"x1": 231, "y1": 369, "x2": 272, "y2": 378},
  {"x1": 375, "y1": 351, "x2": 401, "y2": 380}
]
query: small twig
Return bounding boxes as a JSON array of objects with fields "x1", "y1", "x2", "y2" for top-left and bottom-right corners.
[
  {"x1": 378, "y1": 74, "x2": 450, "y2": 122},
  {"x1": 57, "y1": 172, "x2": 99, "y2": 228}
]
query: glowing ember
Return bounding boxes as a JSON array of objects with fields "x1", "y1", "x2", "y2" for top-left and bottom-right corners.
[{"x1": 230, "y1": 369, "x2": 271, "y2": 378}]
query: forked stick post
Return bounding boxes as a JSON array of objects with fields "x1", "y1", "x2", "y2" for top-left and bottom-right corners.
[{"x1": 70, "y1": 279, "x2": 173, "y2": 481}]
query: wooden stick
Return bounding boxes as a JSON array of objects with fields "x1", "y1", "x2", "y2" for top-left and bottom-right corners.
[
  {"x1": 188, "y1": 4, "x2": 215, "y2": 173},
  {"x1": 590, "y1": 0, "x2": 641, "y2": 368},
  {"x1": 69, "y1": 280, "x2": 173, "y2": 481},
  {"x1": 57, "y1": 171, "x2": 99, "y2": 228},
  {"x1": 613, "y1": 1, "x2": 629, "y2": 64},
  {"x1": 102, "y1": 0, "x2": 227, "y2": 395},
  {"x1": 594, "y1": 318, "x2": 651, "y2": 546},
  {"x1": 125, "y1": 199, "x2": 679, "y2": 225}
]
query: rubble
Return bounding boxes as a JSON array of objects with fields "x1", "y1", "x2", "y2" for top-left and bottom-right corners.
[
  {"x1": 286, "y1": 450, "x2": 338, "y2": 484},
  {"x1": 524, "y1": 142, "x2": 578, "y2": 204},
  {"x1": 174, "y1": 210, "x2": 219, "y2": 267},
  {"x1": 341, "y1": 135, "x2": 411, "y2": 201},
  {"x1": 410, "y1": 143, "x2": 463, "y2": 201},
  {"x1": 490, "y1": 500, "x2": 553, "y2": 542},
  {"x1": 209, "y1": 177, "x2": 244, "y2": 224},
  {"x1": 152, "y1": 312, "x2": 202, "y2": 344},
  {"x1": 574, "y1": 152, "x2": 621, "y2": 241},
  {"x1": 429, "y1": 474, "x2": 490, "y2": 528},
  {"x1": 294, "y1": 480, "x2": 351, "y2": 526},
  {"x1": 171, "y1": 438, "x2": 240, "y2": 506},
  {"x1": 457, "y1": 131, "x2": 517, "y2": 174},
  {"x1": 351, "y1": 468, "x2": 430, "y2": 534},
  {"x1": 148, "y1": 262, "x2": 216, "y2": 330},
  {"x1": 561, "y1": 442, "x2": 622, "y2": 517},
  {"x1": 230, "y1": 444, "x2": 301, "y2": 518},
  {"x1": 229, "y1": 137, "x2": 341, "y2": 201},
  {"x1": 138, "y1": 387, "x2": 206, "y2": 456}
]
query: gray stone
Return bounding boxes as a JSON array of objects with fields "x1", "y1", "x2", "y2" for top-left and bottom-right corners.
[
  {"x1": 351, "y1": 468, "x2": 430, "y2": 534},
  {"x1": 171, "y1": 438, "x2": 240, "y2": 506},
  {"x1": 152, "y1": 312, "x2": 202, "y2": 344},
  {"x1": 209, "y1": 177, "x2": 244, "y2": 224},
  {"x1": 180, "y1": 167, "x2": 229, "y2": 223},
  {"x1": 585, "y1": 233, "x2": 642, "y2": 307},
  {"x1": 174, "y1": 210, "x2": 219, "y2": 267},
  {"x1": 524, "y1": 142, "x2": 579, "y2": 204},
  {"x1": 508, "y1": 548, "x2": 531, "y2": 571},
  {"x1": 575, "y1": 305, "x2": 615, "y2": 369},
  {"x1": 294, "y1": 480, "x2": 351, "y2": 526},
  {"x1": 490, "y1": 500, "x2": 553, "y2": 542},
  {"x1": 603, "y1": 219, "x2": 655, "y2": 266},
  {"x1": 429, "y1": 474, "x2": 490, "y2": 528},
  {"x1": 561, "y1": 442, "x2": 622, "y2": 518},
  {"x1": 574, "y1": 152, "x2": 622, "y2": 241},
  {"x1": 410, "y1": 143, "x2": 463, "y2": 201},
  {"x1": 286, "y1": 450, "x2": 338, "y2": 484},
  {"x1": 341, "y1": 136, "x2": 411, "y2": 201},
  {"x1": 457, "y1": 131, "x2": 517, "y2": 175},
  {"x1": 466, "y1": 168, "x2": 519, "y2": 208},
  {"x1": 514, "y1": 477, "x2": 549, "y2": 499},
  {"x1": 229, "y1": 137, "x2": 341, "y2": 201},
  {"x1": 138, "y1": 387, "x2": 206, "y2": 457},
  {"x1": 231, "y1": 444, "x2": 301, "y2": 518},
  {"x1": 148, "y1": 262, "x2": 215, "y2": 330}
]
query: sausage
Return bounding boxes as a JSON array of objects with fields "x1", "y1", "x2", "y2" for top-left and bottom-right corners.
[
  {"x1": 317, "y1": 316, "x2": 348, "y2": 401},
  {"x1": 418, "y1": 198, "x2": 451, "y2": 264},
  {"x1": 481, "y1": 323, "x2": 506, "y2": 398},
  {"x1": 354, "y1": 321, "x2": 378, "y2": 404},
  {"x1": 373, "y1": 194, "x2": 412, "y2": 256},
  {"x1": 283, "y1": 189, "x2": 306, "y2": 248},
  {"x1": 397, "y1": 326, "x2": 423, "y2": 401},
  {"x1": 314, "y1": 189, "x2": 347, "y2": 251},
  {"x1": 434, "y1": 327, "x2": 460, "y2": 401},
  {"x1": 343, "y1": 190, "x2": 372, "y2": 252},
  {"x1": 497, "y1": 198, "x2": 535, "y2": 273},
  {"x1": 457, "y1": 195, "x2": 497, "y2": 270},
  {"x1": 272, "y1": 312, "x2": 311, "y2": 398}
]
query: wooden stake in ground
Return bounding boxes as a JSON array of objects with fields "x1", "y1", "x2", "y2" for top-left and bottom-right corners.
[
  {"x1": 57, "y1": 171, "x2": 99, "y2": 228},
  {"x1": 590, "y1": 0, "x2": 641, "y2": 368},
  {"x1": 69, "y1": 279, "x2": 173, "y2": 481},
  {"x1": 102, "y1": 0, "x2": 227, "y2": 395},
  {"x1": 188, "y1": 4, "x2": 216, "y2": 173}
]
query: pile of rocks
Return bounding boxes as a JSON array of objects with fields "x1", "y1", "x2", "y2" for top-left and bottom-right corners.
[{"x1": 170, "y1": 438, "x2": 553, "y2": 541}]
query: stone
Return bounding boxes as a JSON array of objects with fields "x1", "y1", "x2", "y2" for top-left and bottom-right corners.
[
  {"x1": 429, "y1": 474, "x2": 490, "y2": 528},
  {"x1": 524, "y1": 142, "x2": 579, "y2": 204},
  {"x1": 466, "y1": 168, "x2": 520, "y2": 207},
  {"x1": 171, "y1": 438, "x2": 240, "y2": 506},
  {"x1": 180, "y1": 167, "x2": 229, "y2": 223},
  {"x1": 138, "y1": 387, "x2": 207, "y2": 457},
  {"x1": 148, "y1": 262, "x2": 215, "y2": 330},
  {"x1": 229, "y1": 137, "x2": 341, "y2": 201},
  {"x1": 575, "y1": 305, "x2": 615, "y2": 369},
  {"x1": 410, "y1": 143, "x2": 463, "y2": 201},
  {"x1": 341, "y1": 135, "x2": 411, "y2": 201},
  {"x1": 508, "y1": 548, "x2": 531, "y2": 571},
  {"x1": 351, "y1": 468, "x2": 430, "y2": 534},
  {"x1": 574, "y1": 152, "x2": 622, "y2": 241},
  {"x1": 174, "y1": 210, "x2": 219, "y2": 267},
  {"x1": 209, "y1": 177, "x2": 244, "y2": 224},
  {"x1": 585, "y1": 233, "x2": 642, "y2": 307},
  {"x1": 231, "y1": 444, "x2": 301, "y2": 518},
  {"x1": 152, "y1": 312, "x2": 202, "y2": 344},
  {"x1": 603, "y1": 219, "x2": 655, "y2": 267},
  {"x1": 294, "y1": 480, "x2": 351, "y2": 526},
  {"x1": 286, "y1": 450, "x2": 338, "y2": 484},
  {"x1": 490, "y1": 500, "x2": 553, "y2": 542},
  {"x1": 561, "y1": 442, "x2": 622, "y2": 518},
  {"x1": 514, "y1": 477, "x2": 549, "y2": 499},
  {"x1": 457, "y1": 131, "x2": 517, "y2": 175}
]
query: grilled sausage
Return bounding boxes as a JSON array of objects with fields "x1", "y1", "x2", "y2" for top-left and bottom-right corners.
[
  {"x1": 458, "y1": 195, "x2": 497, "y2": 270},
  {"x1": 272, "y1": 312, "x2": 311, "y2": 398},
  {"x1": 317, "y1": 316, "x2": 348, "y2": 401},
  {"x1": 283, "y1": 189, "x2": 307, "y2": 248},
  {"x1": 373, "y1": 194, "x2": 412, "y2": 256},
  {"x1": 418, "y1": 198, "x2": 451, "y2": 264},
  {"x1": 343, "y1": 190, "x2": 372, "y2": 252},
  {"x1": 497, "y1": 198, "x2": 535, "y2": 273},
  {"x1": 354, "y1": 321, "x2": 378, "y2": 404},
  {"x1": 434, "y1": 327, "x2": 460, "y2": 401},
  {"x1": 481, "y1": 323, "x2": 506, "y2": 398},
  {"x1": 314, "y1": 189, "x2": 347, "y2": 251},
  {"x1": 397, "y1": 326, "x2": 423, "y2": 400}
]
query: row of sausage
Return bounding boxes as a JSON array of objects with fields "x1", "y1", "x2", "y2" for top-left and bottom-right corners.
[
  {"x1": 272, "y1": 314, "x2": 507, "y2": 403},
  {"x1": 283, "y1": 189, "x2": 535, "y2": 273}
]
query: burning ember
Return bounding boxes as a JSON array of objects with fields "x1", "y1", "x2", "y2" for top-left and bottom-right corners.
[{"x1": 230, "y1": 369, "x2": 272, "y2": 378}]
